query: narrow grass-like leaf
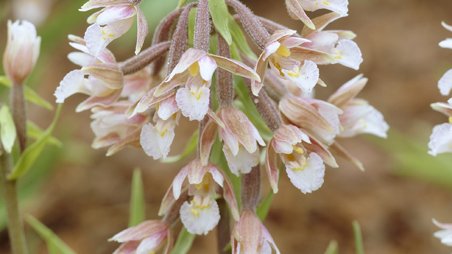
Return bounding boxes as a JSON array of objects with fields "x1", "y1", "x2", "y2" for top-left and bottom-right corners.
[
  {"x1": 0, "y1": 76, "x2": 53, "y2": 111},
  {"x1": 353, "y1": 221, "x2": 365, "y2": 254},
  {"x1": 188, "y1": 8, "x2": 197, "y2": 48},
  {"x1": 324, "y1": 240, "x2": 339, "y2": 254},
  {"x1": 209, "y1": 0, "x2": 233, "y2": 44},
  {"x1": 178, "y1": 0, "x2": 187, "y2": 7},
  {"x1": 161, "y1": 131, "x2": 198, "y2": 163},
  {"x1": 129, "y1": 169, "x2": 146, "y2": 226},
  {"x1": 27, "y1": 122, "x2": 62, "y2": 147},
  {"x1": 171, "y1": 228, "x2": 196, "y2": 254},
  {"x1": 229, "y1": 17, "x2": 256, "y2": 59},
  {"x1": 0, "y1": 106, "x2": 16, "y2": 153},
  {"x1": 257, "y1": 191, "x2": 274, "y2": 220},
  {"x1": 26, "y1": 215, "x2": 76, "y2": 254},
  {"x1": 8, "y1": 105, "x2": 62, "y2": 180}
]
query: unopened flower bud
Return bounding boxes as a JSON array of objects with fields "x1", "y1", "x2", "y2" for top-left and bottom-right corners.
[{"x1": 3, "y1": 20, "x2": 41, "y2": 85}]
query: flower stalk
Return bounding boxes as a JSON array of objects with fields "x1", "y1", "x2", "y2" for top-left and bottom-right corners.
[
  {"x1": 11, "y1": 84, "x2": 27, "y2": 152},
  {"x1": 0, "y1": 148, "x2": 28, "y2": 254}
]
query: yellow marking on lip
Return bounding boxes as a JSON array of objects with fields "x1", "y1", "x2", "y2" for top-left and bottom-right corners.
[
  {"x1": 449, "y1": 117, "x2": 452, "y2": 123},
  {"x1": 276, "y1": 45, "x2": 291, "y2": 57},
  {"x1": 189, "y1": 63, "x2": 200, "y2": 77},
  {"x1": 190, "y1": 88, "x2": 203, "y2": 101},
  {"x1": 293, "y1": 146, "x2": 304, "y2": 154}
]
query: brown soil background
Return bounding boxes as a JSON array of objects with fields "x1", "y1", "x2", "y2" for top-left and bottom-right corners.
[{"x1": 1, "y1": 0, "x2": 452, "y2": 253}]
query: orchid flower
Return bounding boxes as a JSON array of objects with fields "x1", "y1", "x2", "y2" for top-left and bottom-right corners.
[
  {"x1": 81, "y1": 0, "x2": 148, "y2": 55},
  {"x1": 153, "y1": 48, "x2": 260, "y2": 121},
  {"x1": 110, "y1": 220, "x2": 171, "y2": 254},
  {"x1": 232, "y1": 210, "x2": 280, "y2": 254},
  {"x1": 328, "y1": 75, "x2": 389, "y2": 138},
  {"x1": 433, "y1": 219, "x2": 452, "y2": 247},
  {"x1": 168, "y1": 160, "x2": 239, "y2": 235}
]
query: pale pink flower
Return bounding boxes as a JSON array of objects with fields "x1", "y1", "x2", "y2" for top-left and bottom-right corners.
[
  {"x1": 232, "y1": 210, "x2": 280, "y2": 254},
  {"x1": 90, "y1": 101, "x2": 148, "y2": 156},
  {"x1": 110, "y1": 220, "x2": 171, "y2": 254},
  {"x1": 439, "y1": 22, "x2": 452, "y2": 49},
  {"x1": 154, "y1": 48, "x2": 260, "y2": 121},
  {"x1": 279, "y1": 95, "x2": 342, "y2": 145},
  {"x1": 54, "y1": 35, "x2": 123, "y2": 112},
  {"x1": 286, "y1": 0, "x2": 348, "y2": 30},
  {"x1": 170, "y1": 160, "x2": 239, "y2": 235},
  {"x1": 81, "y1": 0, "x2": 148, "y2": 55},
  {"x1": 218, "y1": 106, "x2": 265, "y2": 175},
  {"x1": 291, "y1": 14, "x2": 363, "y2": 70},
  {"x1": 3, "y1": 20, "x2": 41, "y2": 85},
  {"x1": 253, "y1": 29, "x2": 318, "y2": 95},
  {"x1": 433, "y1": 219, "x2": 452, "y2": 247},
  {"x1": 266, "y1": 124, "x2": 335, "y2": 194},
  {"x1": 329, "y1": 75, "x2": 389, "y2": 138},
  {"x1": 439, "y1": 69, "x2": 452, "y2": 96}
]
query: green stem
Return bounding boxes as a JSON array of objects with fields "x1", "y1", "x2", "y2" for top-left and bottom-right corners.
[
  {"x1": 11, "y1": 85, "x2": 27, "y2": 152},
  {"x1": 0, "y1": 151, "x2": 28, "y2": 254}
]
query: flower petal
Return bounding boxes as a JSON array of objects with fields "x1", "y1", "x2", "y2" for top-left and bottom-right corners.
[
  {"x1": 175, "y1": 85, "x2": 210, "y2": 121},
  {"x1": 286, "y1": 152, "x2": 325, "y2": 194},
  {"x1": 429, "y1": 123, "x2": 452, "y2": 156},
  {"x1": 180, "y1": 199, "x2": 220, "y2": 235},
  {"x1": 439, "y1": 69, "x2": 452, "y2": 96},
  {"x1": 135, "y1": 7, "x2": 149, "y2": 55}
]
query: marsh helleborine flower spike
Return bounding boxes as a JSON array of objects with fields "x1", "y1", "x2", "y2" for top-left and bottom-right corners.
[{"x1": 3, "y1": 20, "x2": 41, "y2": 86}]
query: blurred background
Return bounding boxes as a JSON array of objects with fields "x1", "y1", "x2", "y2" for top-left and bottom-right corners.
[{"x1": 1, "y1": 0, "x2": 452, "y2": 253}]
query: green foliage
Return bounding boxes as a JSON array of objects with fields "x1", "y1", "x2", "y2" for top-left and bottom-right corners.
[
  {"x1": 27, "y1": 122, "x2": 61, "y2": 147},
  {"x1": 257, "y1": 191, "x2": 274, "y2": 220},
  {"x1": 171, "y1": 228, "x2": 196, "y2": 254},
  {"x1": 374, "y1": 130, "x2": 452, "y2": 187},
  {"x1": 229, "y1": 17, "x2": 256, "y2": 59},
  {"x1": 324, "y1": 241, "x2": 339, "y2": 254},
  {"x1": 188, "y1": 8, "x2": 198, "y2": 48},
  {"x1": 8, "y1": 105, "x2": 62, "y2": 180},
  {"x1": 0, "y1": 105, "x2": 16, "y2": 153},
  {"x1": 26, "y1": 215, "x2": 76, "y2": 254},
  {"x1": 353, "y1": 221, "x2": 365, "y2": 254},
  {"x1": 209, "y1": 0, "x2": 233, "y2": 44},
  {"x1": 0, "y1": 76, "x2": 53, "y2": 111},
  {"x1": 129, "y1": 169, "x2": 146, "y2": 227},
  {"x1": 161, "y1": 131, "x2": 199, "y2": 164}
]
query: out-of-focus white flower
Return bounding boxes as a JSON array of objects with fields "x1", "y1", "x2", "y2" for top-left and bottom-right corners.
[
  {"x1": 3, "y1": 20, "x2": 41, "y2": 85},
  {"x1": 433, "y1": 219, "x2": 452, "y2": 247}
]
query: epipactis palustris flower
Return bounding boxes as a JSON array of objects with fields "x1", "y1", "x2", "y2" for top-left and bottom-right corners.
[
  {"x1": 54, "y1": 35, "x2": 124, "y2": 112},
  {"x1": 266, "y1": 124, "x2": 339, "y2": 194},
  {"x1": 168, "y1": 160, "x2": 239, "y2": 235},
  {"x1": 153, "y1": 48, "x2": 260, "y2": 121},
  {"x1": 285, "y1": 0, "x2": 348, "y2": 29},
  {"x1": 232, "y1": 210, "x2": 280, "y2": 254},
  {"x1": 291, "y1": 12, "x2": 363, "y2": 71},
  {"x1": 217, "y1": 106, "x2": 266, "y2": 176},
  {"x1": 253, "y1": 29, "x2": 319, "y2": 96},
  {"x1": 81, "y1": 0, "x2": 148, "y2": 55},
  {"x1": 110, "y1": 220, "x2": 171, "y2": 254},
  {"x1": 3, "y1": 20, "x2": 41, "y2": 85},
  {"x1": 328, "y1": 74, "x2": 389, "y2": 139},
  {"x1": 279, "y1": 95, "x2": 342, "y2": 146},
  {"x1": 438, "y1": 22, "x2": 452, "y2": 96}
]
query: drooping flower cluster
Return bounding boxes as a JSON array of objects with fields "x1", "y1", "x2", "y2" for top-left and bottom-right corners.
[
  {"x1": 55, "y1": 0, "x2": 388, "y2": 252},
  {"x1": 429, "y1": 22, "x2": 452, "y2": 156}
]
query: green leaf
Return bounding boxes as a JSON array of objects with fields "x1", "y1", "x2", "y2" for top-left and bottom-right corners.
[
  {"x1": 8, "y1": 105, "x2": 62, "y2": 180},
  {"x1": 209, "y1": 0, "x2": 233, "y2": 45},
  {"x1": 26, "y1": 215, "x2": 76, "y2": 254},
  {"x1": 129, "y1": 169, "x2": 146, "y2": 227},
  {"x1": 257, "y1": 191, "x2": 274, "y2": 220},
  {"x1": 188, "y1": 8, "x2": 197, "y2": 48},
  {"x1": 177, "y1": 0, "x2": 187, "y2": 7},
  {"x1": 228, "y1": 18, "x2": 256, "y2": 59},
  {"x1": 161, "y1": 131, "x2": 199, "y2": 163},
  {"x1": 27, "y1": 122, "x2": 62, "y2": 147},
  {"x1": 373, "y1": 130, "x2": 452, "y2": 187},
  {"x1": 324, "y1": 240, "x2": 339, "y2": 254},
  {"x1": 171, "y1": 228, "x2": 195, "y2": 254},
  {"x1": 0, "y1": 106, "x2": 16, "y2": 153},
  {"x1": 0, "y1": 76, "x2": 54, "y2": 111},
  {"x1": 353, "y1": 221, "x2": 365, "y2": 254}
]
